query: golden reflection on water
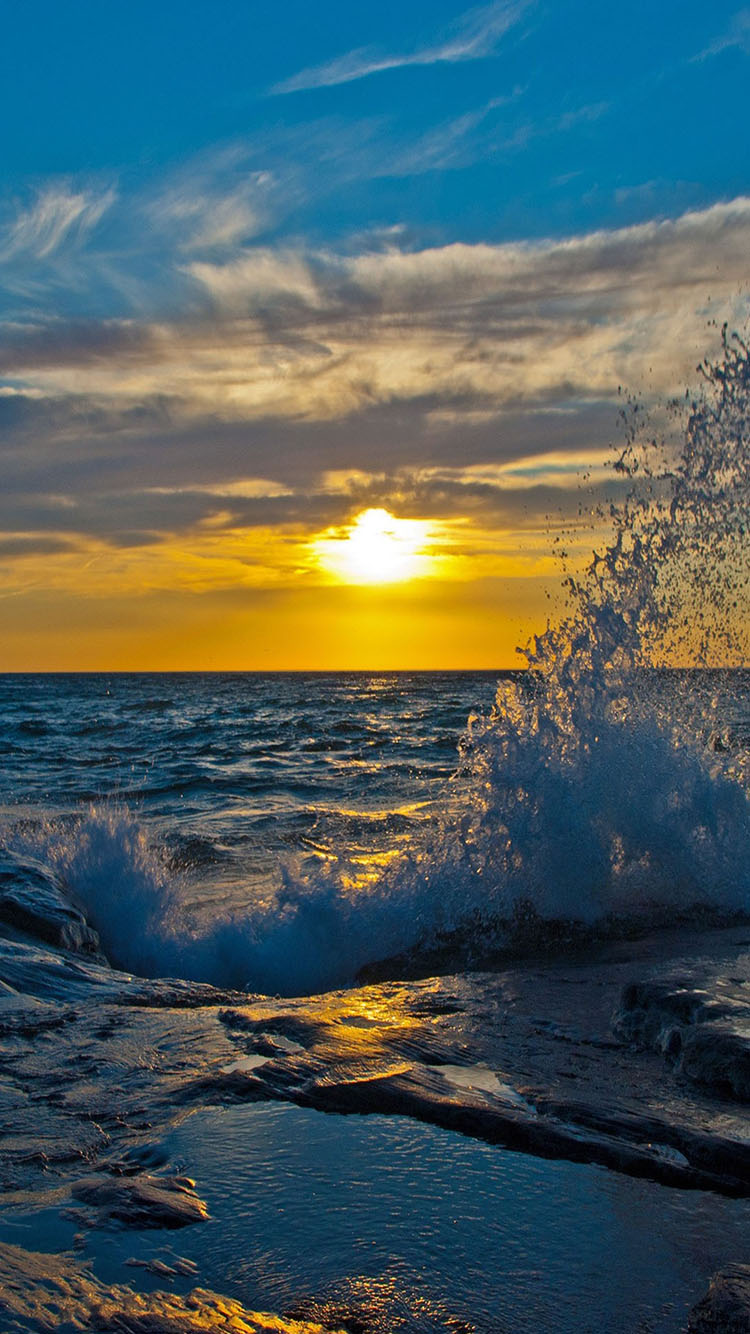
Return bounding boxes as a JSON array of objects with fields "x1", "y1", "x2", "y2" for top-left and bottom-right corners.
[{"x1": 338, "y1": 847, "x2": 403, "y2": 891}]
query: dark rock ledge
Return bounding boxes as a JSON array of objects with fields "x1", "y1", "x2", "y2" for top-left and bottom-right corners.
[
  {"x1": 688, "y1": 1264, "x2": 750, "y2": 1332},
  {"x1": 615, "y1": 979, "x2": 750, "y2": 1102}
]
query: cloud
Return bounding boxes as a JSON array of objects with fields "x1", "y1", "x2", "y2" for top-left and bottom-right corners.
[
  {"x1": 0, "y1": 151, "x2": 283, "y2": 322},
  {"x1": 0, "y1": 535, "x2": 78, "y2": 558},
  {"x1": 371, "y1": 94, "x2": 523, "y2": 178},
  {"x1": 0, "y1": 320, "x2": 153, "y2": 373},
  {"x1": 139, "y1": 148, "x2": 276, "y2": 252},
  {"x1": 693, "y1": 8, "x2": 750, "y2": 60},
  {"x1": 371, "y1": 96, "x2": 607, "y2": 179},
  {"x1": 6, "y1": 197, "x2": 750, "y2": 435},
  {"x1": 1, "y1": 103, "x2": 618, "y2": 324},
  {"x1": 271, "y1": 1, "x2": 531, "y2": 95},
  {"x1": 0, "y1": 183, "x2": 115, "y2": 263}
]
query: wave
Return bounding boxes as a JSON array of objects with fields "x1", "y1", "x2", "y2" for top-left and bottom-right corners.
[
  {"x1": 406, "y1": 328, "x2": 750, "y2": 947},
  {"x1": 4, "y1": 804, "x2": 429, "y2": 993},
  {"x1": 7, "y1": 724, "x2": 749, "y2": 997}
]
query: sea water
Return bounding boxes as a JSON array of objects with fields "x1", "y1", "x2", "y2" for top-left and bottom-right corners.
[
  {"x1": 0, "y1": 669, "x2": 502, "y2": 991},
  {"x1": 0, "y1": 667, "x2": 747, "y2": 995}
]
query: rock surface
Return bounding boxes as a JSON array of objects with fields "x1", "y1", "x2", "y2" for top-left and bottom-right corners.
[
  {"x1": 688, "y1": 1264, "x2": 750, "y2": 1332},
  {"x1": 71, "y1": 1172, "x2": 210, "y2": 1229},
  {"x1": 614, "y1": 975, "x2": 750, "y2": 1101},
  {"x1": 0, "y1": 1241, "x2": 345, "y2": 1333}
]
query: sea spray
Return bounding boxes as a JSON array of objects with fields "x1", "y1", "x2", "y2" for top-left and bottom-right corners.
[
  {"x1": 10, "y1": 804, "x2": 416, "y2": 992},
  {"x1": 14, "y1": 806, "x2": 183, "y2": 979},
  {"x1": 445, "y1": 325, "x2": 750, "y2": 933},
  {"x1": 349, "y1": 327, "x2": 750, "y2": 960}
]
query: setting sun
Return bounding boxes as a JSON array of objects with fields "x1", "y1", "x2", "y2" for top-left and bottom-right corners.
[{"x1": 312, "y1": 508, "x2": 436, "y2": 584}]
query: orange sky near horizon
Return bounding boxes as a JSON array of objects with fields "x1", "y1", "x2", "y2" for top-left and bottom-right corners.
[{"x1": 0, "y1": 517, "x2": 565, "y2": 671}]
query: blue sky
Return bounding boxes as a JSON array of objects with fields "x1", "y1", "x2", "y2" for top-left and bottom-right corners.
[
  {"x1": 3, "y1": 0, "x2": 748, "y2": 242},
  {"x1": 1, "y1": 1, "x2": 749, "y2": 666}
]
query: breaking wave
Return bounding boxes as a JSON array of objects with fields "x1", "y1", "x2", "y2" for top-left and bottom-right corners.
[{"x1": 401, "y1": 326, "x2": 750, "y2": 950}]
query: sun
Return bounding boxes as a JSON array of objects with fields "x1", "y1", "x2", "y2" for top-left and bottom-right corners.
[{"x1": 312, "y1": 508, "x2": 435, "y2": 584}]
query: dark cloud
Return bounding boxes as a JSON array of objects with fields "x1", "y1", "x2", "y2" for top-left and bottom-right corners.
[
  {"x1": 0, "y1": 391, "x2": 618, "y2": 543},
  {"x1": 0, "y1": 535, "x2": 78, "y2": 557},
  {"x1": 0, "y1": 321, "x2": 155, "y2": 373}
]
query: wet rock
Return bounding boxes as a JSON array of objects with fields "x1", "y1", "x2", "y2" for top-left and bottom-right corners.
[
  {"x1": 71, "y1": 1172, "x2": 210, "y2": 1229},
  {"x1": 126, "y1": 1254, "x2": 199, "y2": 1279},
  {"x1": 679, "y1": 1027, "x2": 750, "y2": 1102},
  {"x1": 615, "y1": 979, "x2": 750, "y2": 1101},
  {"x1": 109, "y1": 1141, "x2": 172, "y2": 1175},
  {"x1": 0, "y1": 1240, "x2": 344, "y2": 1332},
  {"x1": 688, "y1": 1264, "x2": 750, "y2": 1331},
  {"x1": 0, "y1": 855, "x2": 101, "y2": 956},
  {"x1": 293, "y1": 1059, "x2": 750, "y2": 1196},
  {"x1": 117, "y1": 979, "x2": 246, "y2": 1008},
  {"x1": 615, "y1": 980, "x2": 741, "y2": 1046},
  {"x1": 0, "y1": 992, "x2": 75, "y2": 1038},
  {"x1": 0, "y1": 934, "x2": 117, "y2": 1002}
]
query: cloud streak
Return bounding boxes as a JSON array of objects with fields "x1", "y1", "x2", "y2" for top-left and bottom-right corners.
[
  {"x1": 692, "y1": 8, "x2": 750, "y2": 61},
  {"x1": 0, "y1": 183, "x2": 115, "y2": 263},
  {"x1": 271, "y1": 1, "x2": 530, "y2": 95}
]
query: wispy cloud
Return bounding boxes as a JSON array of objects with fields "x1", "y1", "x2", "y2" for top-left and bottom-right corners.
[
  {"x1": 692, "y1": 7, "x2": 750, "y2": 61},
  {"x1": 379, "y1": 95, "x2": 606, "y2": 178},
  {"x1": 374, "y1": 93, "x2": 520, "y2": 177},
  {"x1": 140, "y1": 146, "x2": 276, "y2": 252},
  {"x1": 271, "y1": 0, "x2": 531, "y2": 95},
  {"x1": 0, "y1": 183, "x2": 115, "y2": 263},
  {"x1": 5, "y1": 197, "x2": 750, "y2": 427},
  {"x1": 2, "y1": 100, "x2": 619, "y2": 319}
]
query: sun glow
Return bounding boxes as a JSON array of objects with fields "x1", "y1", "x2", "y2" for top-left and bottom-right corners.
[{"x1": 313, "y1": 508, "x2": 436, "y2": 584}]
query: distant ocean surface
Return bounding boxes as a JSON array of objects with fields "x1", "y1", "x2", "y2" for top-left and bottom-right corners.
[{"x1": 0, "y1": 670, "x2": 498, "y2": 876}]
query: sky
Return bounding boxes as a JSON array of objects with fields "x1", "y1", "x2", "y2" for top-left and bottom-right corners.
[{"x1": 2, "y1": 0, "x2": 750, "y2": 669}]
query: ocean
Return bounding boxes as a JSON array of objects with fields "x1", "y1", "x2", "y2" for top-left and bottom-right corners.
[{"x1": 0, "y1": 339, "x2": 749, "y2": 1332}]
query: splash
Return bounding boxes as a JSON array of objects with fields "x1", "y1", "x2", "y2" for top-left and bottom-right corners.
[
  {"x1": 434, "y1": 325, "x2": 750, "y2": 939},
  {"x1": 13, "y1": 805, "x2": 428, "y2": 994},
  {"x1": 300, "y1": 326, "x2": 750, "y2": 974},
  {"x1": 544, "y1": 323, "x2": 749, "y2": 674},
  {"x1": 8, "y1": 805, "x2": 188, "y2": 978}
]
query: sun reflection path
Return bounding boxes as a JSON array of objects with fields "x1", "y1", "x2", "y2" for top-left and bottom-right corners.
[{"x1": 312, "y1": 508, "x2": 437, "y2": 584}]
